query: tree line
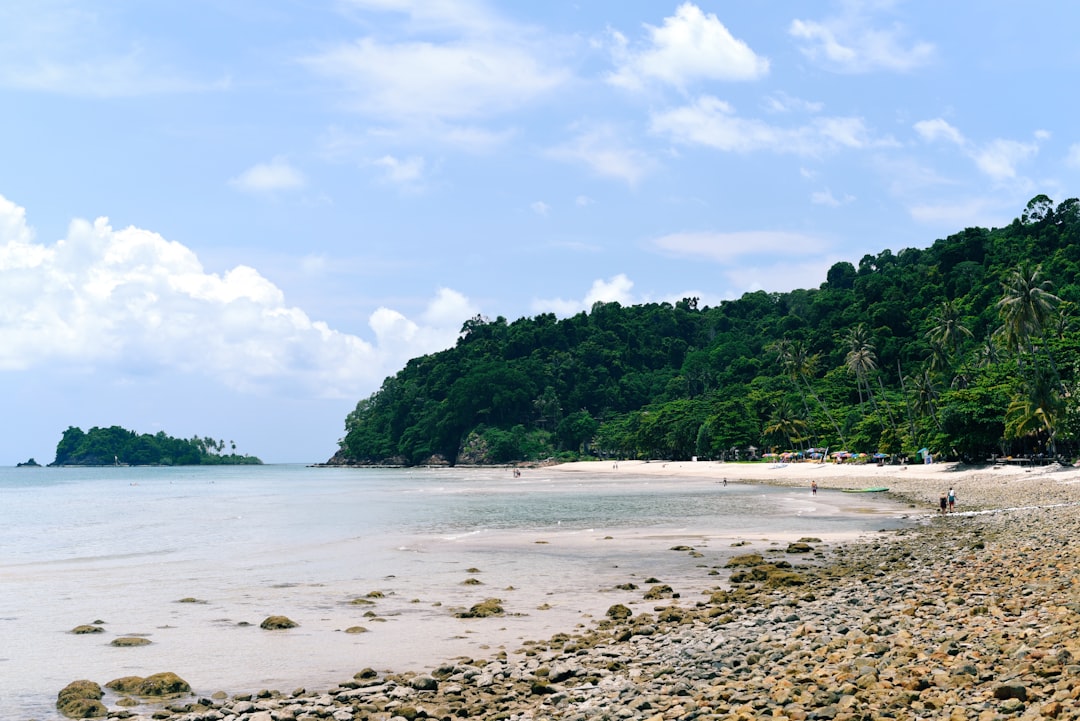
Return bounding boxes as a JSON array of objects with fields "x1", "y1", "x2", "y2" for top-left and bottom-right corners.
[
  {"x1": 51, "y1": 426, "x2": 262, "y2": 466},
  {"x1": 337, "y1": 194, "x2": 1080, "y2": 466}
]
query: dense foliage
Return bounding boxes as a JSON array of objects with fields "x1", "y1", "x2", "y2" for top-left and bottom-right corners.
[
  {"x1": 51, "y1": 426, "x2": 262, "y2": 466},
  {"x1": 338, "y1": 195, "x2": 1080, "y2": 466}
]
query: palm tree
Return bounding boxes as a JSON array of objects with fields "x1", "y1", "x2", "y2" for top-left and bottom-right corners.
[
  {"x1": 907, "y1": 368, "x2": 942, "y2": 431},
  {"x1": 1005, "y1": 373, "x2": 1063, "y2": 457},
  {"x1": 764, "y1": 399, "x2": 808, "y2": 451},
  {"x1": 844, "y1": 323, "x2": 899, "y2": 438},
  {"x1": 996, "y1": 263, "x2": 1060, "y2": 363},
  {"x1": 769, "y1": 339, "x2": 846, "y2": 446},
  {"x1": 844, "y1": 324, "x2": 877, "y2": 408},
  {"x1": 925, "y1": 300, "x2": 973, "y2": 385}
]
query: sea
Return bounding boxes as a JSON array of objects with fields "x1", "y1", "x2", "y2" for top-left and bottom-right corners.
[{"x1": 0, "y1": 464, "x2": 913, "y2": 719}]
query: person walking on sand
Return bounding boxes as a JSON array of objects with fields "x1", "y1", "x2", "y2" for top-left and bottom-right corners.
[
  {"x1": 811, "y1": 480, "x2": 818, "y2": 496},
  {"x1": 947, "y1": 487, "x2": 956, "y2": 513},
  {"x1": 939, "y1": 493, "x2": 948, "y2": 515}
]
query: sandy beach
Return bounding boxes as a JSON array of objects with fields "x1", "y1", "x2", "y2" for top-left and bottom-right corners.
[
  {"x1": 552, "y1": 457, "x2": 1080, "y2": 512},
  {"x1": 46, "y1": 460, "x2": 1080, "y2": 719}
]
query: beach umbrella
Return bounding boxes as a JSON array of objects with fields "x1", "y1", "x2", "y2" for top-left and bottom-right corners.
[{"x1": 873, "y1": 452, "x2": 888, "y2": 458}]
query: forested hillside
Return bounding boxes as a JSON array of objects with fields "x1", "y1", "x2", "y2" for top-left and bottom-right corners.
[
  {"x1": 336, "y1": 195, "x2": 1080, "y2": 466},
  {"x1": 51, "y1": 426, "x2": 263, "y2": 466}
]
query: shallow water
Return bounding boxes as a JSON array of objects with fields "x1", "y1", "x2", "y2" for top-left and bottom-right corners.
[{"x1": 0, "y1": 464, "x2": 911, "y2": 719}]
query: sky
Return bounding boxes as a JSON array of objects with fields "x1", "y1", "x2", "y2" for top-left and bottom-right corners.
[{"x1": 2, "y1": 1, "x2": 1079, "y2": 464}]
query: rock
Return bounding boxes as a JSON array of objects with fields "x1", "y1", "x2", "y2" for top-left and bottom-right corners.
[
  {"x1": 643, "y1": 584, "x2": 673, "y2": 599},
  {"x1": 260, "y1": 615, "x2": 298, "y2": 629},
  {"x1": 57, "y1": 680, "x2": 106, "y2": 719},
  {"x1": 110, "y1": 636, "x2": 152, "y2": 646},
  {"x1": 108, "y1": 672, "x2": 191, "y2": 697},
  {"x1": 411, "y1": 675, "x2": 439, "y2": 691},
  {"x1": 71, "y1": 624, "x2": 104, "y2": 634},
  {"x1": 606, "y1": 604, "x2": 632, "y2": 620},
  {"x1": 993, "y1": 683, "x2": 1027, "y2": 701},
  {"x1": 455, "y1": 598, "x2": 504, "y2": 618},
  {"x1": 345, "y1": 625, "x2": 369, "y2": 633}
]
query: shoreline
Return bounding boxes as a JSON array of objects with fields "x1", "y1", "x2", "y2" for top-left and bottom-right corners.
[{"x1": 44, "y1": 462, "x2": 1080, "y2": 719}]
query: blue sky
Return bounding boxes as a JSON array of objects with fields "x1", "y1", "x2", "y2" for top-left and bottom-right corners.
[{"x1": 2, "y1": 0, "x2": 1079, "y2": 463}]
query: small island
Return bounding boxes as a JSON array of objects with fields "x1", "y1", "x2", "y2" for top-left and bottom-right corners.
[
  {"x1": 16, "y1": 458, "x2": 41, "y2": 467},
  {"x1": 48, "y1": 426, "x2": 262, "y2": 466}
]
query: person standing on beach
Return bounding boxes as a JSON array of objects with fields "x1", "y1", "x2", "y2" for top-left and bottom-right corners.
[
  {"x1": 947, "y1": 487, "x2": 956, "y2": 513},
  {"x1": 939, "y1": 493, "x2": 947, "y2": 514},
  {"x1": 811, "y1": 480, "x2": 817, "y2": 495}
]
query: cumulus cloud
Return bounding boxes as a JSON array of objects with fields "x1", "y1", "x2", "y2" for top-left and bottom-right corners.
[
  {"x1": 0, "y1": 195, "x2": 476, "y2": 398},
  {"x1": 532, "y1": 274, "x2": 636, "y2": 316},
  {"x1": 607, "y1": 3, "x2": 769, "y2": 92},
  {"x1": 651, "y1": 96, "x2": 889, "y2": 156},
  {"x1": 531, "y1": 201, "x2": 551, "y2": 216},
  {"x1": 230, "y1": 158, "x2": 306, "y2": 193},
  {"x1": 789, "y1": 9, "x2": 934, "y2": 74}
]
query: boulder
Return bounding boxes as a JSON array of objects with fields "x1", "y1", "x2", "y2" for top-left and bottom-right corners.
[
  {"x1": 260, "y1": 615, "x2": 298, "y2": 629},
  {"x1": 57, "y1": 680, "x2": 106, "y2": 719}
]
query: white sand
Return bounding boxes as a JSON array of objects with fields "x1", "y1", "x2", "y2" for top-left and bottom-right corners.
[{"x1": 550, "y1": 458, "x2": 1080, "y2": 511}]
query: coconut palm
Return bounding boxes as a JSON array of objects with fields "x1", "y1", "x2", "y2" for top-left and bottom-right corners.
[
  {"x1": 925, "y1": 300, "x2": 973, "y2": 385},
  {"x1": 769, "y1": 338, "x2": 846, "y2": 446},
  {"x1": 996, "y1": 263, "x2": 1060, "y2": 362},
  {"x1": 764, "y1": 399, "x2": 809, "y2": 451},
  {"x1": 1005, "y1": 372, "x2": 1063, "y2": 456},
  {"x1": 843, "y1": 324, "x2": 877, "y2": 408}
]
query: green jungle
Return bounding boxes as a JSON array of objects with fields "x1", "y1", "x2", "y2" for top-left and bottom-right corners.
[
  {"x1": 50, "y1": 426, "x2": 263, "y2": 466},
  {"x1": 337, "y1": 194, "x2": 1080, "y2": 467}
]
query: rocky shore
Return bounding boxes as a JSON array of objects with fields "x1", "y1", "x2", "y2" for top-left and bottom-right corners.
[{"x1": 63, "y1": 462, "x2": 1080, "y2": 720}]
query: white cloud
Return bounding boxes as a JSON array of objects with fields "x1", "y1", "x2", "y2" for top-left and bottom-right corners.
[
  {"x1": 0, "y1": 5, "x2": 228, "y2": 97},
  {"x1": 607, "y1": 3, "x2": 769, "y2": 92},
  {"x1": 972, "y1": 139, "x2": 1039, "y2": 182},
  {"x1": 651, "y1": 96, "x2": 888, "y2": 156},
  {"x1": 909, "y1": 198, "x2": 1010, "y2": 229},
  {"x1": 368, "y1": 287, "x2": 479, "y2": 364},
  {"x1": 763, "y1": 92, "x2": 824, "y2": 114},
  {"x1": 302, "y1": 38, "x2": 567, "y2": 122},
  {"x1": 789, "y1": 10, "x2": 934, "y2": 74},
  {"x1": 914, "y1": 118, "x2": 1044, "y2": 182},
  {"x1": 373, "y1": 154, "x2": 426, "y2": 186},
  {"x1": 532, "y1": 274, "x2": 636, "y2": 315},
  {"x1": 811, "y1": 189, "x2": 855, "y2": 207},
  {"x1": 548, "y1": 125, "x2": 654, "y2": 186},
  {"x1": 230, "y1": 158, "x2": 306, "y2": 193},
  {"x1": 0, "y1": 195, "x2": 477, "y2": 398},
  {"x1": 914, "y1": 118, "x2": 964, "y2": 145},
  {"x1": 650, "y1": 230, "x2": 829, "y2": 263},
  {"x1": 575, "y1": 195, "x2": 595, "y2": 207},
  {"x1": 340, "y1": 0, "x2": 502, "y2": 36},
  {"x1": 1067, "y1": 143, "x2": 1080, "y2": 169},
  {"x1": 531, "y1": 201, "x2": 551, "y2": 216}
]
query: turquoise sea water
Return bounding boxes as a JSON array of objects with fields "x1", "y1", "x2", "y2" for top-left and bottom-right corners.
[{"x1": 0, "y1": 464, "x2": 911, "y2": 719}]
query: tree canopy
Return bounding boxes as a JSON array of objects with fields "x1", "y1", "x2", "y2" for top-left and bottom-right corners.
[
  {"x1": 336, "y1": 195, "x2": 1080, "y2": 466},
  {"x1": 51, "y1": 426, "x2": 262, "y2": 466}
]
